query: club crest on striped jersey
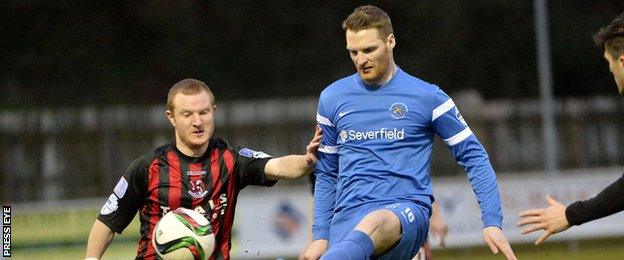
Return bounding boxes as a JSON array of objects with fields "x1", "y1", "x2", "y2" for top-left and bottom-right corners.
[
  {"x1": 390, "y1": 102, "x2": 408, "y2": 119},
  {"x1": 189, "y1": 179, "x2": 208, "y2": 199},
  {"x1": 455, "y1": 107, "x2": 467, "y2": 126}
]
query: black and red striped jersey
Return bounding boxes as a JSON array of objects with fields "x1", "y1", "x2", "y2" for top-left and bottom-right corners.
[{"x1": 98, "y1": 138, "x2": 276, "y2": 260}]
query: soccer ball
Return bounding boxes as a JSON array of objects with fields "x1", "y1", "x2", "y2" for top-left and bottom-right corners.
[{"x1": 152, "y1": 208, "x2": 215, "y2": 260}]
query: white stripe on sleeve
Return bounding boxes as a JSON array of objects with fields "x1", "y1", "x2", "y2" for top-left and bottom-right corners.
[
  {"x1": 443, "y1": 127, "x2": 473, "y2": 146},
  {"x1": 318, "y1": 144, "x2": 338, "y2": 154},
  {"x1": 432, "y1": 99, "x2": 455, "y2": 121},
  {"x1": 316, "y1": 113, "x2": 334, "y2": 127}
]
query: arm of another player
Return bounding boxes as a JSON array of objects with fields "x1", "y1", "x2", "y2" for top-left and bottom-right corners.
[
  {"x1": 85, "y1": 219, "x2": 115, "y2": 260},
  {"x1": 518, "y1": 173, "x2": 624, "y2": 245},
  {"x1": 264, "y1": 126, "x2": 322, "y2": 180},
  {"x1": 516, "y1": 195, "x2": 569, "y2": 245}
]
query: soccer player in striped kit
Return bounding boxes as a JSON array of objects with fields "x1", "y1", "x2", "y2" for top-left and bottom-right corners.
[
  {"x1": 86, "y1": 78, "x2": 322, "y2": 260},
  {"x1": 303, "y1": 5, "x2": 516, "y2": 260}
]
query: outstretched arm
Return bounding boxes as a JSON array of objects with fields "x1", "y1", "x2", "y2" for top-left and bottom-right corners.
[
  {"x1": 85, "y1": 219, "x2": 115, "y2": 260},
  {"x1": 517, "y1": 195, "x2": 569, "y2": 245},
  {"x1": 265, "y1": 126, "x2": 322, "y2": 180},
  {"x1": 566, "y1": 173, "x2": 624, "y2": 225},
  {"x1": 518, "y1": 173, "x2": 624, "y2": 245}
]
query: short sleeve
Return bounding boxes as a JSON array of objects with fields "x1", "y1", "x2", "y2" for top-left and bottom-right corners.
[
  {"x1": 97, "y1": 154, "x2": 149, "y2": 234},
  {"x1": 234, "y1": 147, "x2": 276, "y2": 189}
]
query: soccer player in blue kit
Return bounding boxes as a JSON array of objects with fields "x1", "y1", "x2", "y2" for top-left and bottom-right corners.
[{"x1": 303, "y1": 5, "x2": 517, "y2": 260}]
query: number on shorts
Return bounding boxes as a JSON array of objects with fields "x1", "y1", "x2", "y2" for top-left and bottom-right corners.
[{"x1": 404, "y1": 207, "x2": 415, "y2": 222}]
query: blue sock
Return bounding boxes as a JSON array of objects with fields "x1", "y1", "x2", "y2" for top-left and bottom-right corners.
[{"x1": 321, "y1": 230, "x2": 375, "y2": 260}]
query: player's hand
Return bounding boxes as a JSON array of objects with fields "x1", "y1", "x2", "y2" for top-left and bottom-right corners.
[
  {"x1": 302, "y1": 239, "x2": 328, "y2": 260},
  {"x1": 482, "y1": 226, "x2": 517, "y2": 260},
  {"x1": 429, "y1": 214, "x2": 448, "y2": 247},
  {"x1": 305, "y1": 126, "x2": 323, "y2": 169},
  {"x1": 517, "y1": 195, "x2": 570, "y2": 245}
]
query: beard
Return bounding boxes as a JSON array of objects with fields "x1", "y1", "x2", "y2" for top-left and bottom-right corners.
[
  {"x1": 358, "y1": 58, "x2": 391, "y2": 85},
  {"x1": 359, "y1": 68, "x2": 384, "y2": 84}
]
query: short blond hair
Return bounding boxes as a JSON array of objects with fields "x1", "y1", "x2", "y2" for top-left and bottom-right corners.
[
  {"x1": 166, "y1": 78, "x2": 214, "y2": 111},
  {"x1": 342, "y1": 5, "x2": 393, "y2": 39}
]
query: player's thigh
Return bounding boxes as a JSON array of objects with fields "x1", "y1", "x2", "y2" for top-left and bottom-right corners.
[
  {"x1": 354, "y1": 208, "x2": 402, "y2": 254},
  {"x1": 378, "y1": 202, "x2": 430, "y2": 260}
]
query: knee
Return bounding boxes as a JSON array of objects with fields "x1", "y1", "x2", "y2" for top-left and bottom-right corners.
[{"x1": 355, "y1": 209, "x2": 401, "y2": 238}]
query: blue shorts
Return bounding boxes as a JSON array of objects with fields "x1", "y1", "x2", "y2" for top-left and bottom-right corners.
[
  {"x1": 328, "y1": 202, "x2": 430, "y2": 259},
  {"x1": 378, "y1": 202, "x2": 430, "y2": 260}
]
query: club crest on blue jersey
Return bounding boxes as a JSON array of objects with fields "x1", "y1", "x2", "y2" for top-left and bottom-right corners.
[
  {"x1": 389, "y1": 102, "x2": 408, "y2": 119},
  {"x1": 339, "y1": 130, "x2": 348, "y2": 143}
]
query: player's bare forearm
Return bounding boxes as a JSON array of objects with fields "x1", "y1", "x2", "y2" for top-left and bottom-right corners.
[
  {"x1": 265, "y1": 155, "x2": 315, "y2": 180},
  {"x1": 85, "y1": 219, "x2": 115, "y2": 259},
  {"x1": 265, "y1": 126, "x2": 321, "y2": 180}
]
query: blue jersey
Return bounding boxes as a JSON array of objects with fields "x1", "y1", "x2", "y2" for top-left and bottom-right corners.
[{"x1": 313, "y1": 68, "x2": 503, "y2": 241}]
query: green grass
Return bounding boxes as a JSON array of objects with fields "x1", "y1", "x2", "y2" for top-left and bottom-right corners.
[
  {"x1": 12, "y1": 239, "x2": 137, "y2": 260},
  {"x1": 11, "y1": 237, "x2": 624, "y2": 259},
  {"x1": 433, "y1": 237, "x2": 624, "y2": 260},
  {"x1": 12, "y1": 208, "x2": 140, "y2": 246},
  {"x1": 11, "y1": 207, "x2": 140, "y2": 259}
]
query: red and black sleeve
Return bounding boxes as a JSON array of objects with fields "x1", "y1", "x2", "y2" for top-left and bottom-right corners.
[
  {"x1": 233, "y1": 147, "x2": 277, "y2": 189},
  {"x1": 97, "y1": 153, "x2": 150, "y2": 234}
]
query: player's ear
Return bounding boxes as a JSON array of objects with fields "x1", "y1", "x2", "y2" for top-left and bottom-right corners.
[
  {"x1": 386, "y1": 34, "x2": 396, "y2": 50},
  {"x1": 166, "y1": 110, "x2": 176, "y2": 127},
  {"x1": 213, "y1": 104, "x2": 217, "y2": 112},
  {"x1": 618, "y1": 53, "x2": 624, "y2": 68}
]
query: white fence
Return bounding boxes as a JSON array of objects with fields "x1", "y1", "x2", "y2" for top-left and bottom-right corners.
[{"x1": 2, "y1": 95, "x2": 624, "y2": 203}]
